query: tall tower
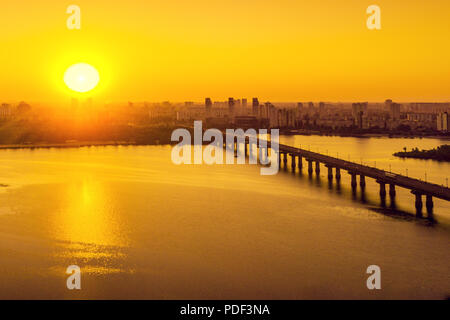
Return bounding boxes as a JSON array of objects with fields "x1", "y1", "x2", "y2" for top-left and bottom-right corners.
[
  {"x1": 205, "y1": 97, "x2": 212, "y2": 115},
  {"x1": 228, "y1": 97, "x2": 235, "y2": 116},
  {"x1": 252, "y1": 98, "x2": 259, "y2": 116}
]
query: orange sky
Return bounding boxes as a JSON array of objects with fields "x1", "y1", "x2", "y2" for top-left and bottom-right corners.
[{"x1": 0, "y1": 0, "x2": 449, "y2": 103}]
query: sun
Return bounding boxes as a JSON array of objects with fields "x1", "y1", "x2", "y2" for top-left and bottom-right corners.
[{"x1": 64, "y1": 63, "x2": 100, "y2": 93}]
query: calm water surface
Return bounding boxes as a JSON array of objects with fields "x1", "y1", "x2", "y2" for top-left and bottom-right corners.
[{"x1": 0, "y1": 135, "x2": 449, "y2": 299}]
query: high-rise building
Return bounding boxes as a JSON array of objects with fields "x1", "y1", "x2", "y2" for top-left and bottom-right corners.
[
  {"x1": 0, "y1": 103, "x2": 12, "y2": 119},
  {"x1": 352, "y1": 102, "x2": 368, "y2": 129},
  {"x1": 242, "y1": 98, "x2": 247, "y2": 108},
  {"x1": 205, "y1": 97, "x2": 212, "y2": 115},
  {"x1": 390, "y1": 102, "x2": 401, "y2": 120},
  {"x1": 252, "y1": 98, "x2": 259, "y2": 116},
  {"x1": 262, "y1": 102, "x2": 273, "y2": 119},
  {"x1": 319, "y1": 102, "x2": 325, "y2": 116},
  {"x1": 385, "y1": 99, "x2": 393, "y2": 111},
  {"x1": 437, "y1": 112, "x2": 449, "y2": 132},
  {"x1": 308, "y1": 102, "x2": 315, "y2": 115},
  {"x1": 297, "y1": 102, "x2": 303, "y2": 114},
  {"x1": 228, "y1": 97, "x2": 235, "y2": 115}
]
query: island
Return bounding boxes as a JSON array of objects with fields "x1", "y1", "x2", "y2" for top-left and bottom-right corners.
[{"x1": 393, "y1": 145, "x2": 450, "y2": 161}]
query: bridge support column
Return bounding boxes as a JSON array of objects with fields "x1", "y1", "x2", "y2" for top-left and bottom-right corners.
[
  {"x1": 298, "y1": 156, "x2": 302, "y2": 170},
  {"x1": 335, "y1": 167, "x2": 341, "y2": 180},
  {"x1": 315, "y1": 161, "x2": 320, "y2": 175},
  {"x1": 414, "y1": 192, "x2": 423, "y2": 217},
  {"x1": 389, "y1": 184, "x2": 396, "y2": 197},
  {"x1": 378, "y1": 181, "x2": 386, "y2": 197},
  {"x1": 283, "y1": 152, "x2": 288, "y2": 166},
  {"x1": 291, "y1": 154, "x2": 296, "y2": 170},
  {"x1": 326, "y1": 166, "x2": 333, "y2": 180},
  {"x1": 426, "y1": 195, "x2": 433, "y2": 217},
  {"x1": 360, "y1": 175, "x2": 366, "y2": 189},
  {"x1": 350, "y1": 173, "x2": 357, "y2": 189},
  {"x1": 307, "y1": 160, "x2": 313, "y2": 175}
]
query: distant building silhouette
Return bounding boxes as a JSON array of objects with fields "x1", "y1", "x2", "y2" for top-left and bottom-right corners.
[
  {"x1": 252, "y1": 98, "x2": 259, "y2": 116},
  {"x1": 352, "y1": 102, "x2": 368, "y2": 129},
  {"x1": 319, "y1": 102, "x2": 325, "y2": 117},
  {"x1": 385, "y1": 99, "x2": 393, "y2": 111},
  {"x1": 234, "y1": 116, "x2": 258, "y2": 129},
  {"x1": 228, "y1": 97, "x2": 235, "y2": 115},
  {"x1": 205, "y1": 97, "x2": 212, "y2": 115},
  {"x1": 0, "y1": 103, "x2": 12, "y2": 119},
  {"x1": 297, "y1": 102, "x2": 303, "y2": 114},
  {"x1": 437, "y1": 112, "x2": 449, "y2": 132},
  {"x1": 390, "y1": 102, "x2": 401, "y2": 120},
  {"x1": 307, "y1": 102, "x2": 315, "y2": 115},
  {"x1": 16, "y1": 101, "x2": 31, "y2": 114}
]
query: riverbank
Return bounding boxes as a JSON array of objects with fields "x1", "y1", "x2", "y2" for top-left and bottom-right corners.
[
  {"x1": 0, "y1": 133, "x2": 449, "y2": 151},
  {"x1": 0, "y1": 141, "x2": 139, "y2": 150},
  {"x1": 280, "y1": 129, "x2": 450, "y2": 140}
]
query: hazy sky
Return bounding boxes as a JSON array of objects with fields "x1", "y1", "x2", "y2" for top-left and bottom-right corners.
[{"x1": 1, "y1": 0, "x2": 449, "y2": 103}]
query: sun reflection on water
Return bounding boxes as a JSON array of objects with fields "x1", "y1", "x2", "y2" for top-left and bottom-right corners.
[{"x1": 49, "y1": 179, "x2": 130, "y2": 274}]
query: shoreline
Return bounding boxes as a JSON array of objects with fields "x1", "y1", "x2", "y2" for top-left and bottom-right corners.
[
  {"x1": 280, "y1": 130, "x2": 450, "y2": 140},
  {"x1": 393, "y1": 145, "x2": 450, "y2": 162},
  {"x1": 0, "y1": 133, "x2": 449, "y2": 150},
  {"x1": 0, "y1": 141, "x2": 139, "y2": 150}
]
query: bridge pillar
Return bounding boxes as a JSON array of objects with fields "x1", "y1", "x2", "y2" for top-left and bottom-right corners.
[
  {"x1": 378, "y1": 181, "x2": 386, "y2": 198},
  {"x1": 315, "y1": 161, "x2": 320, "y2": 175},
  {"x1": 389, "y1": 184, "x2": 396, "y2": 197},
  {"x1": 291, "y1": 154, "x2": 296, "y2": 170},
  {"x1": 298, "y1": 156, "x2": 303, "y2": 170},
  {"x1": 335, "y1": 167, "x2": 341, "y2": 180},
  {"x1": 327, "y1": 166, "x2": 333, "y2": 180},
  {"x1": 414, "y1": 192, "x2": 423, "y2": 217},
  {"x1": 426, "y1": 195, "x2": 433, "y2": 217},
  {"x1": 350, "y1": 173, "x2": 357, "y2": 189},
  {"x1": 307, "y1": 160, "x2": 313, "y2": 175},
  {"x1": 360, "y1": 175, "x2": 366, "y2": 189}
]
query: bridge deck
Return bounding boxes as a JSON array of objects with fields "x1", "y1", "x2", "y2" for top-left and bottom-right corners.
[{"x1": 262, "y1": 141, "x2": 450, "y2": 202}]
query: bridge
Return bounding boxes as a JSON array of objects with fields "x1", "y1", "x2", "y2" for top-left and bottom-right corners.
[{"x1": 231, "y1": 138, "x2": 450, "y2": 218}]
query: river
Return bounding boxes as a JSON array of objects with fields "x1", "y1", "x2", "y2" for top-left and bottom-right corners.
[{"x1": 0, "y1": 135, "x2": 448, "y2": 299}]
